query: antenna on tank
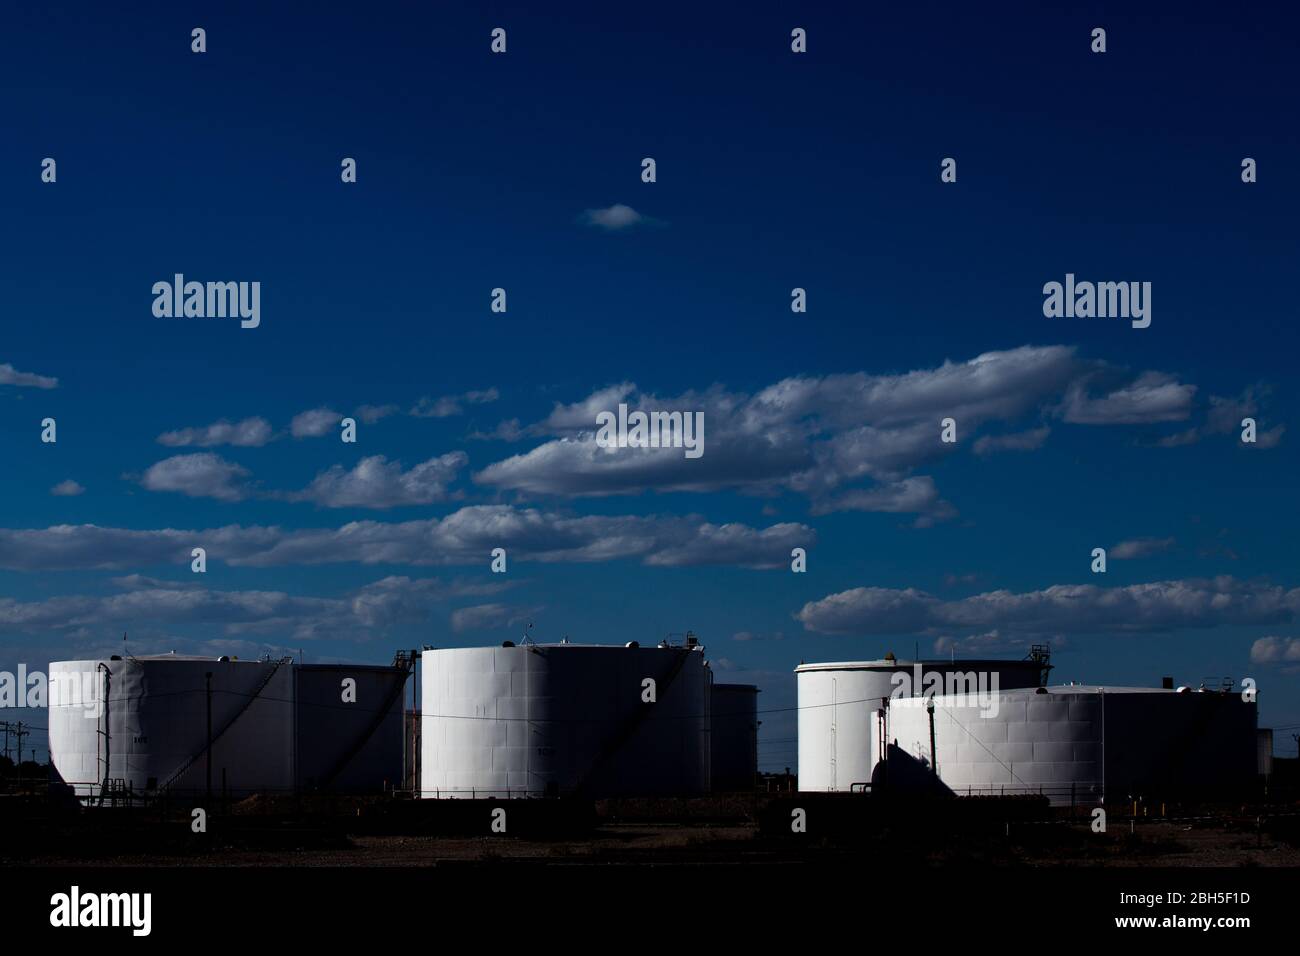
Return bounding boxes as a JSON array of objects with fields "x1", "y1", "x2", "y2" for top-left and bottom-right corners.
[{"x1": 522, "y1": 621, "x2": 535, "y2": 646}]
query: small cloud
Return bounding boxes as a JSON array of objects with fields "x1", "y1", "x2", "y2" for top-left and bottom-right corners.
[
  {"x1": 109, "y1": 574, "x2": 197, "y2": 590},
  {"x1": 284, "y1": 453, "x2": 467, "y2": 509},
  {"x1": 470, "y1": 418, "x2": 525, "y2": 441},
  {"x1": 409, "y1": 396, "x2": 461, "y2": 418},
  {"x1": 1110, "y1": 537, "x2": 1175, "y2": 559},
  {"x1": 1154, "y1": 428, "x2": 1200, "y2": 448},
  {"x1": 158, "y1": 416, "x2": 274, "y2": 448},
  {"x1": 1251, "y1": 424, "x2": 1286, "y2": 449},
  {"x1": 50, "y1": 479, "x2": 85, "y2": 496},
  {"x1": 290, "y1": 407, "x2": 342, "y2": 438},
  {"x1": 732, "y1": 630, "x2": 784, "y2": 642},
  {"x1": 1063, "y1": 372, "x2": 1195, "y2": 425},
  {"x1": 1151, "y1": 387, "x2": 1284, "y2": 449},
  {"x1": 140, "y1": 453, "x2": 252, "y2": 502},
  {"x1": 353, "y1": 404, "x2": 399, "y2": 425},
  {"x1": 410, "y1": 388, "x2": 500, "y2": 419},
  {"x1": 1250, "y1": 636, "x2": 1300, "y2": 664},
  {"x1": 579, "y1": 204, "x2": 662, "y2": 231},
  {"x1": 813, "y1": 477, "x2": 956, "y2": 524},
  {"x1": 0, "y1": 362, "x2": 58, "y2": 389},
  {"x1": 450, "y1": 602, "x2": 542, "y2": 633},
  {"x1": 934, "y1": 631, "x2": 1068, "y2": 655},
  {"x1": 973, "y1": 426, "x2": 1050, "y2": 456}
]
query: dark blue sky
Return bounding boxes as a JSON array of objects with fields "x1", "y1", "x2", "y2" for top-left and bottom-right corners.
[{"x1": 2, "y1": 2, "x2": 1297, "y2": 765}]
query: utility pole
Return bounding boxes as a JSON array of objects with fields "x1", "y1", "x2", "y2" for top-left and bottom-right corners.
[
  {"x1": 14, "y1": 722, "x2": 30, "y2": 787},
  {"x1": 1, "y1": 721, "x2": 10, "y2": 791}
]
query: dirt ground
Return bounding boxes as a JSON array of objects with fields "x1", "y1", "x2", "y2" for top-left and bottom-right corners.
[{"x1": 12, "y1": 818, "x2": 1300, "y2": 868}]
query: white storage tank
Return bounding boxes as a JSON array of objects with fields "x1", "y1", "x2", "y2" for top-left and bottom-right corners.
[
  {"x1": 711, "y1": 683, "x2": 759, "y2": 792},
  {"x1": 796, "y1": 657, "x2": 1048, "y2": 792},
  {"x1": 420, "y1": 643, "x2": 711, "y2": 798},
  {"x1": 888, "y1": 685, "x2": 1258, "y2": 805},
  {"x1": 48, "y1": 655, "x2": 295, "y2": 798}
]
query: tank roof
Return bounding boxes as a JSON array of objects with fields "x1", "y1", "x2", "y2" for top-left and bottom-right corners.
[
  {"x1": 50, "y1": 653, "x2": 273, "y2": 665},
  {"x1": 893, "y1": 683, "x2": 1240, "y2": 700},
  {"x1": 425, "y1": 642, "x2": 703, "y2": 651},
  {"x1": 795, "y1": 658, "x2": 1042, "y2": 673},
  {"x1": 50, "y1": 654, "x2": 399, "y2": 670}
]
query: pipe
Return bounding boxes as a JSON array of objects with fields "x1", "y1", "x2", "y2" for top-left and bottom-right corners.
[
  {"x1": 927, "y1": 696, "x2": 937, "y2": 775},
  {"x1": 205, "y1": 671, "x2": 213, "y2": 802}
]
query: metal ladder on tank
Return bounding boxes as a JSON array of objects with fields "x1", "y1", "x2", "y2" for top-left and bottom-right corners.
[
  {"x1": 571, "y1": 646, "x2": 694, "y2": 797},
  {"x1": 314, "y1": 650, "x2": 414, "y2": 789},
  {"x1": 159, "y1": 658, "x2": 291, "y2": 793}
]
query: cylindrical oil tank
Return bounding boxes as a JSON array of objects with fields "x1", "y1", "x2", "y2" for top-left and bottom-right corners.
[
  {"x1": 888, "y1": 685, "x2": 1258, "y2": 805},
  {"x1": 294, "y1": 664, "x2": 407, "y2": 792},
  {"x1": 420, "y1": 644, "x2": 710, "y2": 798},
  {"x1": 796, "y1": 658, "x2": 1047, "y2": 792},
  {"x1": 47, "y1": 655, "x2": 294, "y2": 798},
  {"x1": 710, "y1": 683, "x2": 759, "y2": 792}
]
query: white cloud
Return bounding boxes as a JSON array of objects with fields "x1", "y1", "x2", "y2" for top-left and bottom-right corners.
[
  {"x1": 1252, "y1": 424, "x2": 1287, "y2": 449},
  {"x1": 0, "y1": 524, "x2": 277, "y2": 571},
  {"x1": 580, "y1": 204, "x2": 656, "y2": 230},
  {"x1": 1063, "y1": 371, "x2": 1195, "y2": 425},
  {"x1": 50, "y1": 480, "x2": 85, "y2": 497},
  {"x1": 473, "y1": 348, "x2": 1221, "y2": 513},
  {"x1": 109, "y1": 574, "x2": 198, "y2": 591},
  {"x1": 157, "y1": 416, "x2": 274, "y2": 447},
  {"x1": 140, "y1": 453, "x2": 252, "y2": 502},
  {"x1": 798, "y1": 577, "x2": 1300, "y2": 638},
  {"x1": 353, "y1": 404, "x2": 400, "y2": 424},
  {"x1": 476, "y1": 347, "x2": 1082, "y2": 503},
  {"x1": 732, "y1": 630, "x2": 785, "y2": 642},
  {"x1": 290, "y1": 407, "x2": 342, "y2": 438},
  {"x1": 286, "y1": 453, "x2": 467, "y2": 509},
  {"x1": 811, "y1": 477, "x2": 956, "y2": 523},
  {"x1": 409, "y1": 387, "x2": 499, "y2": 419},
  {"x1": 0, "y1": 575, "x2": 512, "y2": 642},
  {"x1": 0, "y1": 508, "x2": 812, "y2": 572},
  {"x1": 540, "y1": 383, "x2": 636, "y2": 432},
  {"x1": 1110, "y1": 537, "x2": 1175, "y2": 560},
  {"x1": 476, "y1": 432, "x2": 809, "y2": 498},
  {"x1": 1155, "y1": 387, "x2": 1284, "y2": 449},
  {"x1": 470, "y1": 418, "x2": 525, "y2": 442},
  {"x1": 1250, "y1": 636, "x2": 1300, "y2": 664},
  {"x1": 973, "y1": 426, "x2": 1051, "y2": 456},
  {"x1": 641, "y1": 521, "x2": 812, "y2": 569},
  {"x1": 0, "y1": 362, "x2": 58, "y2": 389},
  {"x1": 450, "y1": 602, "x2": 542, "y2": 633}
]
